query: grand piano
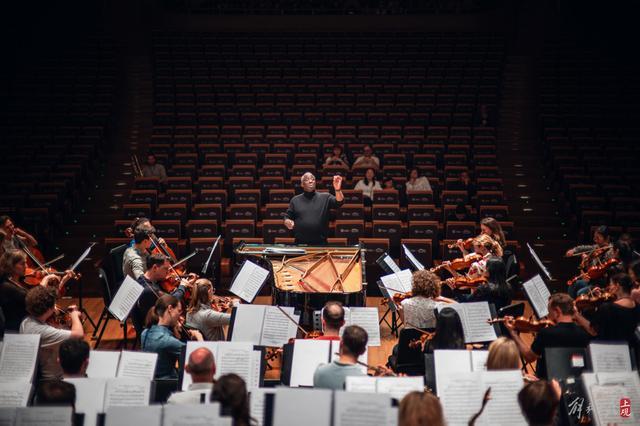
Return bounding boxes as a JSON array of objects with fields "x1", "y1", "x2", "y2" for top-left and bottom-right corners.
[{"x1": 234, "y1": 243, "x2": 367, "y2": 325}]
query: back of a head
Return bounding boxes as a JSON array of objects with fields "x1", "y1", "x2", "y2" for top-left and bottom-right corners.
[
  {"x1": 548, "y1": 293, "x2": 575, "y2": 316},
  {"x1": 187, "y1": 347, "x2": 216, "y2": 378},
  {"x1": 36, "y1": 380, "x2": 76, "y2": 407},
  {"x1": 341, "y1": 325, "x2": 368, "y2": 357},
  {"x1": 486, "y1": 256, "x2": 507, "y2": 287},
  {"x1": 486, "y1": 337, "x2": 520, "y2": 370},
  {"x1": 322, "y1": 301, "x2": 345, "y2": 330},
  {"x1": 210, "y1": 374, "x2": 251, "y2": 426},
  {"x1": 433, "y1": 308, "x2": 465, "y2": 350},
  {"x1": 398, "y1": 391, "x2": 444, "y2": 426},
  {"x1": 59, "y1": 339, "x2": 90, "y2": 375},
  {"x1": 518, "y1": 381, "x2": 559, "y2": 426}
]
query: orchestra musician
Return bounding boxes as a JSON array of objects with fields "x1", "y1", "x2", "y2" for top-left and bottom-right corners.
[
  {"x1": 445, "y1": 234, "x2": 503, "y2": 280},
  {"x1": 167, "y1": 347, "x2": 215, "y2": 404},
  {"x1": 186, "y1": 278, "x2": 231, "y2": 341},
  {"x1": 0, "y1": 215, "x2": 38, "y2": 253},
  {"x1": 565, "y1": 225, "x2": 613, "y2": 297},
  {"x1": 629, "y1": 260, "x2": 640, "y2": 304},
  {"x1": 459, "y1": 256, "x2": 512, "y2": 311},
  {"x1": 122, "y1": 227, "x2": 152, "y2": 280},
  {"x1": 505, "y1": 293, "x2": 591, "y2": 379},
  {"x1": 398, "y1": 270, "x2": 455, "y2": 330},
  {"x1": 313, "y1": 325, "x2": 368, "y2": 390},
  {"x1": 315, "y1": 301, "x2": 345, "y2": 340}
]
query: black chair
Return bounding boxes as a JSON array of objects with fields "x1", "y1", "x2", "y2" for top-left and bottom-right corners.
[
  {"x1": 109, "y1": 243, "x2": 128, "y2": 286},
  {"x1": 93, "y1": 268, "x2": 130, "y2": 349},
  {"x1": 393, "y1": 328, "x2": 428, "y2": 375},
  {"x1": 152, "y1": 379, "x2": 179, "y2": 403}
]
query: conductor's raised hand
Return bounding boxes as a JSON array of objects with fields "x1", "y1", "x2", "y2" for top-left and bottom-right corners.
[
  {"x1": 332, "y1": 175, "x2": 343, "y2": 191},
  {"x1": 284, "y1": 218, "x2": 295, "y2": 230}
]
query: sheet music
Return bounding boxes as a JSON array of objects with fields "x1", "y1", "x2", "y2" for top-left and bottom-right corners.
[
  {"x1": 290, "y1": 339, "x2": 331, "y2": 387},
  {"x1": 261, "y1": 306, "x2": 299, "y2": 347},
  {"x1": 471, "y1": 351, "x2": 489, "y2": 372},
  {"x1": 215, "y1": 343, "x2": 257, "y2": 389},
  {"x1": 250, "y1": 350, "x2": 262, "y2": 389},
  {"x1": 229, "y1": 260, "x2": 269, "y2": 303},
  {"x1": 108, "y1": 276, "x2": 144, "y2": 322},
  {"x1": 86, "y1": 350, "x2": 120, "y2": 378},
  {"x1": 103, "y1": 378, "x2": 150, "y2": 408},
  {"x1": 343, "y1": 307, "x2": 381, "y2": 347},
  {"x1": 588, "y1": 343, "x2": 632, "y2": 373},
  {"x1": 15, "y1": 407, "x2": 72, "y2": 426},
  {"x1": 584, "y1": 372, "x2": 640, "y2": 425},
  {"x1": 163, "y1": 403, "x2": 232, "y2": 426},
  {"x1": 522, "y1": 275, "x2": 550, "y2": 318},
  {"x1": 442, "y1": 302, "x2": 497, "y2": 343},
  {"x1": 345, "y1": 376, "x2": 377, "y2": 393},
  {"x1": 402, "y1": 244, "x2": 425, "y2": 270},
  {"x1": 230, "y1": 304, "x2": 265, "y2": 344},
  {"x1": 249, "y1": 389, "x2": 275, "y2": 426},
  {"x1": 330, "y1": 341, "x2": 368, "y2": 374},
  {"x1": 0, "y1": 382, "x2": 31, "y2": 407},
  {"x1": 479, "y1": 370, "x2": 526, "y2": 426},
  {"x1": 65, "y1": 378, "x2": 106, "y2": 426},
  {"x1": 182, "y1": 342, "x2": 220, "y2": 391},
  {"x1": 527, "y1": 243, "x2": 552, "y2": 280},
  {"x1": 438, "y1": 371, "x2": 486, "y2": 426},
  {"x1": 0, "y1": 408, "x2": 16, "y2": 426},
  {"x1": 434, "y1": 350, "x2": 474, "y2": 395},
  {"x1": 380, "y1": 269, "x2": 413, "y2": 299},
  {"x1": 105, "y1": 406, "x2": 162, "y2": 426},
  {"x1": 116, "y1": 351, "x2": 158, "y2": 380},
  {"x1": 0, "y1": 334, "x2": 40, "y2": 383},
  {"x1": 70, "y1": 243, "x2": 94, "y2": 271},
  {"x1": 382, "y1": 254, "x2": 401, "y2": 273},
  {"x1": 375, "y1": 377, "x2": 425, "y2": 401},
  {"x1": 333, "y1": 391, "x2": 391, "y2": 426},
  {"x1": 272, "y1": 388, "x2": 332, "y2": 426}
]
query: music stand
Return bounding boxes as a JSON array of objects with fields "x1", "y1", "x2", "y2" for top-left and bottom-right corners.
[
  {"x1": 527, "y1": 243, "x2": 553, "y2": 281},
  {"x1": 69, "y1": 243, "x2": 97, "y2": 330},
  {"x1": 377, "y1": 280, "x2": 402, "y2": 337}
]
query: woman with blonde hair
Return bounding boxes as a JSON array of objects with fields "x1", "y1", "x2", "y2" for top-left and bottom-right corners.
[
  {"x1": 399, "y1": 391, "x2": 445, "y2": 426},
  {"x1": 486, "y1": 337, "x2": 520, "y2": 370},
  {"x1": 446, "y1": 234, "x2": 503, "y2": 280},
  {"x1": 186, "y1": 278, "x2": 231, "y2": 341}
]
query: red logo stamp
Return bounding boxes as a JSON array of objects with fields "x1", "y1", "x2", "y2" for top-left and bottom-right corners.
[{"x1": 620, "y1": 398, "x2": 631, "y2": 418}]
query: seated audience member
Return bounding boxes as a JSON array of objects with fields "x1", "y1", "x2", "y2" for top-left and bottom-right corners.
[
  {"x1": 405, "y1": 168, "x2": 432, "y2": 193},
  {"x1": 315, "y1": 301, "x2": 345, "y2": 340},
  {"x1": 354, "y1": 167, "x2": 381, "y2": 206},
  {"x1": 167, "y1": 347, "x2": 216, "y2": 405},
  {"x1": 382, "y1": 176, "x2": 395, "y2": 190},
  {"x1": 141, "y1": 152, "x2": 168, "y2": 184},
  {"x1": 518, "y1": 380, "x2": 561, "y2": 426},
  {"x1": 486, "y1": 337, "x2": 520, "y2": 370},
  {"x1": 446, "y1": 202, "x2": 472, "y2": 222},
  {"x1": 352, "y1": 144, "x2": 380, "y2": 170},
  {"x1": 20, "y1": 286, "x2": 84, "y2": 381},
  {"x1": 324, "y1": 144, "x2": 349, "y2": 168},
  {"x1": 448, "y1": 170, "x2": 476, "y2": 196},
  {"x1": 186, "y1": 279, "x2": 231, "y2": 341},
  {"x1": 122, "y1": 228, "x2": 152, "y2": 280},
  {"x1": 133, "y1": 254, "x2": 194, "y2": 336},
  {"x1": 313, "y1": 325, "x2": 368, "y2": 389},
  {"x1": 399, "y1": 270, "x2": 454, "y2": 329},
  {"x1": 59, "y1": 339, "x2": 90, "y2": 378},
  {"x1": 462, "y1": 256, "x2": 512, "y2": 311},
  {"x1": 422, "y1": 307, "x2": 466, "y2": 353},
  {"x1": 507, "y1": 293, "x2": 591, "y2": 379},
  {"x1": 398, "y1": 391, "x2": 445, "y2": 426},
  {"x1": 141, "y1": 295, "x2": 203, "y2": 379},
  {"x1": 211, "y1": 374, "x2": 253, "y2": 426},
  {"x1": 35, "y1": 380, "x2": 76, "y2": 407},
  {"x1": 574, "y1": 273, "x2": 640, "y2": 344}
]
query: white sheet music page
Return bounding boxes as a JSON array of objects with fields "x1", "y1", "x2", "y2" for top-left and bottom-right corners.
[
  {"x1": 438, "y1": 371, "x2": 486, "y2": 426},
  {"x1": 0, "y1": 408, "x2": 16, "y2": 426},
  {"x1": 345, "y1": 376, "x2": 377, "y2": 393},
  {"x1": 163, "y1": 403, "x2": 232, "y2": 426},
  {"x1": 402, "y1": 244, "x2": 425, "y2": 270},
  {"x1": 380, "y1": 269, "x2": 413, "y2": 299},
  {"x1": 588, "y1": 343, "x2": 632, "y2": 373},
  {"x1": 522, "y1": 274, "x2": 550, "y2": 318},
  {"x1": 383, "y1": 254, "x2": 401, "y2": 273},
  {"x1": 104, "y1": 406, "x2": 162, "y2": 426},
  {"x1": 182, "y1": 342, "x2": 220, "y2": 390},
  {"x1": 471, "y1": 350, "x2": 489, "y2": 372},
  {"x1": 108, "y1": 276, "x2": 144, "y2": 322},
  {"x1": 0, "y1": 382, "x2": 31, "y2": 407},
  {"x1": 215, "y1": 342, "x2": 257, "y2": 389},
  {"x1": 290, "y1": 339, "x2": 331, "y2": 387},
  {"x1": 65, "y1": 378, "x2": 107, "y2": 426},
  {"x1": 250, "y1": 388, "x2": 275, "y2": 426},
  {"x1": 375, "y1": 377, "x2": 425, "y2": 401},
  {"x1": 86, "y1": 350, "x2": 120, "y2": 378},
  {"x1": 584, "y1": 372, "x2": 640, "y2": 425},
  {"x1": 333, "y1": 391, "x2": 391, "y2": 426},
  {"x1": 434, "y1": 350, "x2": 473, "y2": 395},
  {"x1": 479, "y1": 370, "x2": 527, "y2": 426},
  {"x1": 0, "y1": 334, "x2": 40, "y2": 383},
  {"x1": 443, "y1": 302, "x2": 497, "y2": 343},
  {"x1": 344, "y1": 307, "x2": 381, "y2": 347},
  {"x1": 272, "y1": 388, "x2": 332, "y2": 426},
  {"x1": 116, "y1": 351, "x2": 158, "y2": 380},
  {"x1": 103, "y1": 378, "x2": 151, "y2": 408},
  {"x1": 15, "y1": 407, "x2": 72, "y2": 426},
  {"x1": 230, "y1": 304, "x2": 265, "y2": 344},
  {"x1": 261, "y1": 306, "x2": 299, "y2": 347},
  {"x1": 229, "y1": 260, "x2": 269, "y2": 303}
]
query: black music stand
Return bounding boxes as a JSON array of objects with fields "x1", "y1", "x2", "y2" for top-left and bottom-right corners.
[{"x1": 377, "y1": 280, "x2": 402, "y2": 337}]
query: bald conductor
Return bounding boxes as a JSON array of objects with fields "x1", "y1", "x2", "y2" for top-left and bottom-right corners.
[{"x1": 284, "y1": 173, "x2": 344, "y2": 245}]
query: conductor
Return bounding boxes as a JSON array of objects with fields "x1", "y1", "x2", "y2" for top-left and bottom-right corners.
[{"x1": 284, "y1": 173, "x2": 344, "y2": 245}]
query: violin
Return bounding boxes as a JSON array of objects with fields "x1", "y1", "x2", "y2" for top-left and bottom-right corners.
[
  {"x1": 12, "y1": 234, "x2": 46, "y2": 270},
  {"x1": 575, "y1": 290, "x2": 616, "y2": 311},
  {"x1": 381, "y1": 291, "x2": 413, "y2": 306},
  {"x1": 577, "y1": 245, "x2": 612, "y2": 271},
  {"x1": 487, "y1": 316, "x2": 554, "y2": 333},
  {"x1": 23, "y1": 268, "x2": 81, "y2": 290},
  {"x1": 430, "y1": 253, "x2": 483, "y2": 273},
  {"x1": 448, "y1": 238, "x2": 474, "y2": 250},
  {"x1": 567, "y1": 258, "x2": 619, "y2": 286},
  {"x1": 445, "y1": 276, "x2": 487, "y2": 290},
  {"x1": 211, "y1": 295, "x2": 233, "y2": 312},
  {"x1": 408, "y1": 331, "x2": 436, "y2": 350}
]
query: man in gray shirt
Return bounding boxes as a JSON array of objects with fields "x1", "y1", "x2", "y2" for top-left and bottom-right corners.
[
  {"x1": 313, "y1": 325, "x2": 368, "y2": 390},
  {"x1": 141, "y1": 152, "x2": 168, "y2": 184},
  {"x1": 123, "y1": 228, "x2": 152, "y2": 280}
]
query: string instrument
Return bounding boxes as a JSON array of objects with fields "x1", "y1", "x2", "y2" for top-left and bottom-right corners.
[
  {"x1": 211, "y1": 295, "x2": 233, "y2": 312},
  {"x1": 47, "y1": 306, "x2": 74, "y2": 328},
  {"x1": 430, "y1": 253, "x2": 483, "y2": 273},
  {"x1": 447, "y1": 238, "x2": 474, "y2": 250},
  {"x1": 577, "y1": 245, "x2": 612, "y2": 270},
  {"x1": 380, "y1": 291, "x2": 413, "y2": 306},
  {"x1": 487, "y1": 316, "x2": 554, "y2": 333},
  {"x1": 575, "y1": 291, "x2": 616, "y2": 311},
  {"x1": 330, "y1": 352, "x2": 396, "y2": 376},
  {"x1": 12, "y1": 235, "x2": 46, "y2": 270},
  {"x1": 567, "y1": 258, "x2": 619, "y2": 286},
  {"x1": 445, "y1": 276, "x2": 487, "y2": 290},
  {"x1": 23, "y1": 268, "x2": 81, "y2": 289},
  {"x1": 408, "y1": 330, "x2": 436, "y2": 350}
]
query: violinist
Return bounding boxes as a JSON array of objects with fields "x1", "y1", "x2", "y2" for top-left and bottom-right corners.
[
  {"x1": 314, "y1": 301, "x2": 345, "y2": 340},
  {"x1": 422, "y1": 307, "x2": 467, "y2": 354},
  {"x1": 573, "y1": 273, "x2": 640, "y2": 344},
  {"x1": 629, "y1": 260, "x2": 640, "y2": 304},
  {"x1": 122, "y1": 227, "x2": 152, "y2": 280},
  {"x1": 480, "y1": 217, "x2": 507, "y2": 249},
  {"x1": 506, "y1": 293, "x2": 591, "y2": 379},
  {"x1": 568, "y1": 238, "x2": 628, "y2": 298},
  {"x1": 459, "y1": 257, "x2": 512, "y2": 311},
  {"x1": 19, "y1": 286, "x2": 84, "y2": 381},
  {"x1": 566, "y1": 225, "x2": 613, "y2": 297},
  {"x1": 398, "y1": 270, "x2": 454, "y2": 330},
  {"x1": 141, "y1": 294, "x2": 203, "y2": 380},
  {"x1": 445, "y1": 234, "x2": 503, "y2": 280},
  {"x1": 0, "y1": 215, "x2": 38, "y2": 253},
  {"x1": 186, "y1": 279, "x2": 231, "y2": 341},
  {"x1": 132, "y1": 254, "x2": 195, "y2": 336}
]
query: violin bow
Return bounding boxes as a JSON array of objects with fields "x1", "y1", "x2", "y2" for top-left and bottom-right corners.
[
  {"x1": 200, "y1": 235, "x2": 221, "y2": 276},
  {"x1": 275, "y1": 305, "x2": 308, "y2": 337}
]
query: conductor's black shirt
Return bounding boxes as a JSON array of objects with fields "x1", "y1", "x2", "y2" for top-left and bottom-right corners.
[{"x1": 285, "y1": 191, "x2": 343, "y2": 245}]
